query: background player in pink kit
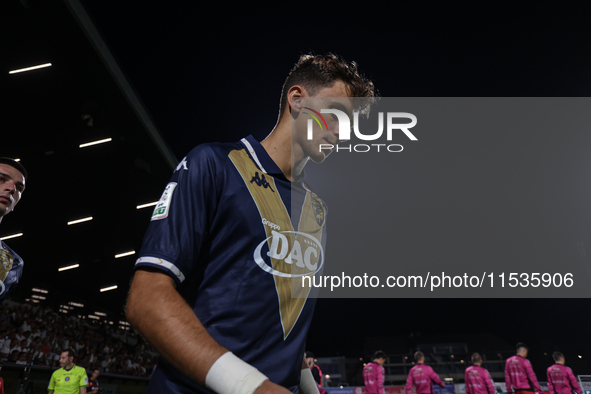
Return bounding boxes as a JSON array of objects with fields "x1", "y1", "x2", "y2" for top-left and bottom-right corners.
[
  {"x1": 364, "y1": 351, "x2": 386, "y2": 394},
  {"x1": 505, "y1": 343, "x2": 543, "y2": 394},
  {"x1": 547, "y1": 352, "x2": 582, "y2": 394},
  {"x1": 465, "y1": 353, "x2": 495, "y2": 394},
  {"x1": 406, "y1": 351, "x2": 445, "y2": 394}
]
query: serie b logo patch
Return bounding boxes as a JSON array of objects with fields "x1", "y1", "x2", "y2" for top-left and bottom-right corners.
[{"x1": 151, "y1": 182, "x2": 177, "y2": 221}]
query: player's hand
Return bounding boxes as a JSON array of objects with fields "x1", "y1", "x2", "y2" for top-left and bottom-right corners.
[
  {"x1": 254, "y1": 380, "x2": 293, "y2": 394},
  {"x1": 440, "y1": 383, "x2": 446, "y2": 388}
]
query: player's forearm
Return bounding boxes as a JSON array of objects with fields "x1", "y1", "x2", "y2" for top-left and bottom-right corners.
[
  {"x1": 126, "y1": 269, "x2": 228, "y2": 385},
  {"x1": 80, "y1": 387, "x2": 86, "y2": 394}
]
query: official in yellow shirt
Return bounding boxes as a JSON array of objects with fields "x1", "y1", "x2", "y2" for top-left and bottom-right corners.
[{"x1": 48, "y1": 349, "x2": 88, "y2": 394}]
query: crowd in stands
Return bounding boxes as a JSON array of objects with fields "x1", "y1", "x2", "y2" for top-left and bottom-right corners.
[{"x1": 0, "y1": 299, "x2": 158, "y2": 377}]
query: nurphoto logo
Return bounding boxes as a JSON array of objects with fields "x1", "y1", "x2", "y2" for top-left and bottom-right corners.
[{"x1": 305, "y1": 107, "x2": 418, "y2": 153}]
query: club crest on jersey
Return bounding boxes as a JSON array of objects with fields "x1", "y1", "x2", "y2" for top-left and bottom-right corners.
[
  {"x1": 253, "y1": 230, "x2": 324, "y2": 277},
  {"x1": 311, "y1": 196, "x2": 325, "y2": 226},
  {"x1": 151, "y1": 182, "x2": 177, "y2": 221},
  {"x1": 0, "y1": 249, "x2": 13, "y2": 270}
]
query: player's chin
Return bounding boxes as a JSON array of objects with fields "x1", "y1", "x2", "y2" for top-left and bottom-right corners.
[{"x1": 310, "y1": 150, "x2": 330, "y2": 164}]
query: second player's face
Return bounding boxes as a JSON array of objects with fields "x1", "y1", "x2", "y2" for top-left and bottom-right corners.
[
  {"x1": 0, "y1": 164, "x2": 25, "y2": 218},
  {"x1": 297, "y1": 81, "x2": 354, "y2": 163}
]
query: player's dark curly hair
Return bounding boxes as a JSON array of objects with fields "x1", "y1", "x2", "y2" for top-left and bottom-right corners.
[
  {"x1": 414, "y1": 351, "x2": 424, "y2": 362},
  {"x1": 279, "y1": 53, "x2": 377, "y2": 118},
  {"x1": 552, "y1": 351, "x2": 564, "y2": 362},
  {"x1": 373, "y1": 350, "x2": 387, "y2": 360}
]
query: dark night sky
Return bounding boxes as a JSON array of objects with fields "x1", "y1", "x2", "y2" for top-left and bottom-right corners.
[{"x1": 12, "y1": 0, "x2": 591, "y2": 375}]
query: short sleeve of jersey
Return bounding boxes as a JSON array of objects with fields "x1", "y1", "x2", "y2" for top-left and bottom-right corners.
[
  {"x1": 79, "y1": 367, "x2": 88, "y2": 387},
  {"x1": 135, "y1": 144, "x2": 222, "y2": 284},
  {"x1": 48, "y1": 371, "x2": 56, "y2": 390}
]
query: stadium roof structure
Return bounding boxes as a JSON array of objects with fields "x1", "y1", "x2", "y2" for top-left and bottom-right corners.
[{"x1": 2, "y1": 0, "x2": 177, "y2": 318}]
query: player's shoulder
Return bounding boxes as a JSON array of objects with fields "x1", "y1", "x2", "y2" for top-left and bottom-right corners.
[
  {"x1": 73, "y1": 365, "x2": 86, "y2": 373},
  {"x1": 1, "y1": 241, "x2": 23, "y2": 264},
  {"x1": 185, "y1": 140, "x2": 243, "y2": 163}
]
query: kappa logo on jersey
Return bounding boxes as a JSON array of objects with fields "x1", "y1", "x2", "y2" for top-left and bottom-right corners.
[
  {"x1": 175, "y1": 157, "x2": 188, "y2": 172},
  {"x1": 250, "y1": 172, "x2": 274, "y2": 192},
  {"x1": 151, "y1": 182, "x2": 177, "y2": 221},
  {"x1": 253, "y1": 230, "x2": 324, "y2": 277}
]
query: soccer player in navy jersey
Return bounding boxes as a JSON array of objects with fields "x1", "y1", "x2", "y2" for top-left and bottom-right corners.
[
  {"x1": 0, "y1": 157, "x2": 27, "y2": 303},
  {"x1": 126, "y1": 54, "x2": 376, "y2": 394}
]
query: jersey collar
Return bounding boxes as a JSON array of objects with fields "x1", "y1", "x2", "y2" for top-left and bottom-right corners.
[{"x1": 240, "y1": 135, "x2": 289, "y2": 180}]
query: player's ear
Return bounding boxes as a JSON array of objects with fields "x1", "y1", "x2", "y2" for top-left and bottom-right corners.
[{"x1": 287, "y1": 85, "x2": 305, "y2": 115}]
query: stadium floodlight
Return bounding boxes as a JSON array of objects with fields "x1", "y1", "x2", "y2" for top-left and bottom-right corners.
[
  {"x1": 100, "y1": 285, "x2": 117, "y2": 292},
  {"x1": 31, "y1": 299, "x2": 39, "y2": 303},
  {"x1": 31, "y1": 295, "x2": 46, "y2": 300},
  {"x1": 32, "y1": 288, "x2": 48, "y2": 294},
  {"x1": 59, "y1": 264, "x2": 79, "y2": 272},
  {"x1": 79, "y1": 138, "x2": 112, "y2": 148},
  {"x1": 68, "y1": 302, "x2": 84, "y2": 308},
  {"x1": 579, "y1": 355, "x2": 583, "y2": 358},
  {"x1": 115, "y1": 251, "x2": 135, "y2": 258},
  {"x1": 136, "y1": 201, "x2": 158, "y2": 209},
  {"x1": 0, "y1": 233, "x2": 23, "y2": 241},
  {"x1": 9, "y1": 63, "x2": 52, "y2": 74},
  {"x1": 88, "y1": 315, "x2": 100, "y2": 320},
  {"x1": 67, "y1": 217, "x2": 92, "y2": 225},
  {"x1": 94, "y1": 312, "x2": 107, "y2": 316}
]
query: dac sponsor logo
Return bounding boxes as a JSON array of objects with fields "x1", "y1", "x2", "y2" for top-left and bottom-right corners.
[{"x1": 254, "y1": 230, "x2": 324, "y2": 277}]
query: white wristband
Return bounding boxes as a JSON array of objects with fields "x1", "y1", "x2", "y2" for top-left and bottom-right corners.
[
  {"x1": 299, "y1": 368, "x2": 320, "y2": 394},
  {"x1": 205, "y1": 352, "x2": 268, "y2": 394}
]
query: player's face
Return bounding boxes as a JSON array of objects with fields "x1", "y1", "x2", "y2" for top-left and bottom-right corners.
[
  {"x1": 92, "y1": 369, "x2": 100, "y2": 379},
  {"x1": 59, "y1": 352, "x2": 73, "y2": 368},
  {"x1": 376, "y1": 357, "x2": 386, "y2": 366},
  {"x1": 295, "y1": 81, "x2": 354, "y2": 163},
  {"x1": 0, "y1": 164, "x2": 25, "y2": 218}
]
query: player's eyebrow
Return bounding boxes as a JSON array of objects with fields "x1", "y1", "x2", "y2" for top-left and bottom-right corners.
[{"x1": 0, "y1": 171, "x2": 25, "y2": 190}]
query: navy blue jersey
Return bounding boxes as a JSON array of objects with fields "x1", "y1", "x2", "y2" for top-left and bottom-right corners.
[
  {"x1": 0, "y1": 240, "x2": 24, "y2": 302},
  {"x1": 136, "y1": 135, "x2": 327, "y2": 393}
]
